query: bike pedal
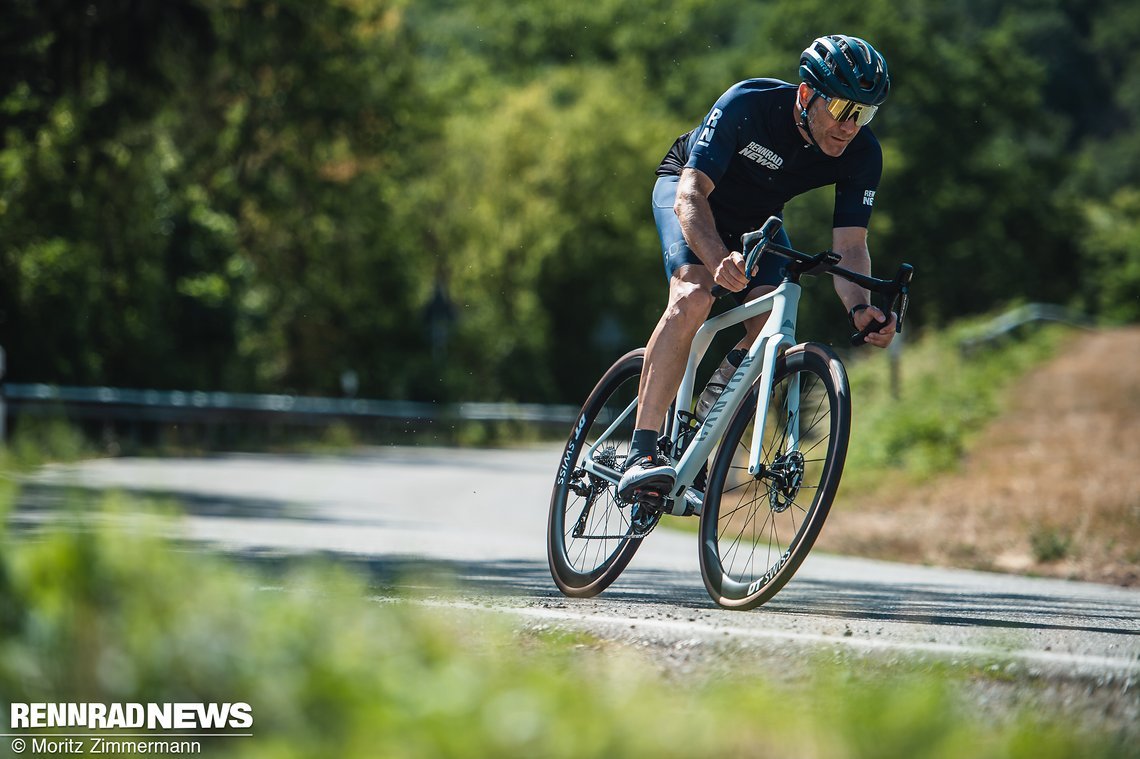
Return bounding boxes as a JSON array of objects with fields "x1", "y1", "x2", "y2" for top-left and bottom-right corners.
[{"x1": 633, "y1": 492, "x2": 666, "y2": 511}]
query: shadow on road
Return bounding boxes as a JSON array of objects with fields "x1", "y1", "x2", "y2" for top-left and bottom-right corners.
[
  {"x1": 218, "y1": 548, "x2": 714, "y2": 608},
  {"x1": 767, "y1": 580, "x2": 1140, "y2": 637},
  {"x1": 13, "y1": 481, "x2": 1140, "y2": 636},
  {"x1": 15, "y1": 482, "x2": 352, "y2": 524},
  {"x1": 202, "y1": 548, "x2": 1140, "y2": 637}
]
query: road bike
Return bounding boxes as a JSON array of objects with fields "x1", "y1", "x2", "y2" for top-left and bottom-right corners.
[{"x1": 546, "y1": 217, "x2": 914, "y2": 609}]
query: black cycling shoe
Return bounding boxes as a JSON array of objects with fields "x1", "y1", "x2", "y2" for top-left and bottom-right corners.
[{"x1": 617, "y1": 454, "x2": 677, "y2": 501}]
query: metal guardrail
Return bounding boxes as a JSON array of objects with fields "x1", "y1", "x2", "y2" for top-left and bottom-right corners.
[
  {"x1": 958, "y1": 303, "x2": 1093, "y2": 355},
  {"x1": 1, "y1": 382, "x2": 581, "y2": 428}
]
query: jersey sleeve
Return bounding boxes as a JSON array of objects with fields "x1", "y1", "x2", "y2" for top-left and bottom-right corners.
[
  {"x1": 832, "y1": 136, "x2": 883, "y2": 228},
  {"x1": 684, "y1": 85, "x2": 752, "y2": 185}
]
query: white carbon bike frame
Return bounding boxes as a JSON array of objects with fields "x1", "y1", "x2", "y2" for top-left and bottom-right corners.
[{"x1": 579, "y1": 280, "x2": 803, "y2": 517}]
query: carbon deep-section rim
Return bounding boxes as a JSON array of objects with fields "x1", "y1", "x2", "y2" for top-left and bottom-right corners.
[
  {"x1": 699, "y1": 343, "x2": 851, "y2": 610},
  {"x1": 547, "y1": 349, "x2": 646, "y2": 597}
]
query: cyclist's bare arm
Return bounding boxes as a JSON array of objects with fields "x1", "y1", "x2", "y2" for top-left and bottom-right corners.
[
  {"x1": 832, "y1": 226, "x2": 896, "y2": 348},
  {"x1": 675, "y1": 168, "x2": 749, "y2": 292}
]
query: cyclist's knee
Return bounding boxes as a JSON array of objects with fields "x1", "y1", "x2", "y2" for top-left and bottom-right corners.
[{"x1": 666, "y1": 274, "x2": 714, "y2": 323}]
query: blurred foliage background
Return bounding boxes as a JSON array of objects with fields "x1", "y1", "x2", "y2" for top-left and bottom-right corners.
[{"x1": 2, "y1": 0, "x2": 1138, "y2": 404}]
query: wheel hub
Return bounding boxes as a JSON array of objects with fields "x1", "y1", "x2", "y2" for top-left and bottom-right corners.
[
  {"x1": 766, "y1": 450, "x2": 805, "y2": 513},
  {"x1": 593, "y1": 445, "x2": 619, "y2": 481}
]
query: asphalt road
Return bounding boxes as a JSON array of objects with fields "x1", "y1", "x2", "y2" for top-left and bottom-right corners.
[{"x1": 18, "y1": 445, "x2": 1140, "y2": 685}]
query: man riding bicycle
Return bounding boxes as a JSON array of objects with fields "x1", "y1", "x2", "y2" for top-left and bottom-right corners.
[{"x1": 619, "y1": 34, "x2": 898, "y2": 500}]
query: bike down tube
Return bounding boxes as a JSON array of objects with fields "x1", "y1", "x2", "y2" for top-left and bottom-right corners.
[
  {"x1": 671, "y1": 291, "x2": 776, "y2": 448},
  {"x1": 668, "y1": 282, "x2": 799, "y2": 513}
]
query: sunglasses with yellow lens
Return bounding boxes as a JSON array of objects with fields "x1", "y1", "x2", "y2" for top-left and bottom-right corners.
[{"x1": 818, "y1": 92, "x2": 879, "y2": 127}]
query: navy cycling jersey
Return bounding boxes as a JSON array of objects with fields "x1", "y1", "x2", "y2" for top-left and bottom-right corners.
[{"x1": 657, "y1": 78, "x2": 882, "y2": 242}]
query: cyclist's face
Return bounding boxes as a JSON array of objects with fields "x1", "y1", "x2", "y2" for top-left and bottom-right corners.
[{"x1": 799, "y1": 84, "x2": 862, "y2": 158}]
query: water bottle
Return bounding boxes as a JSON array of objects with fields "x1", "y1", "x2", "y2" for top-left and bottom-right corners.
[{"x1": 695, "y1": 348, "x2": 747, "y2": 421}]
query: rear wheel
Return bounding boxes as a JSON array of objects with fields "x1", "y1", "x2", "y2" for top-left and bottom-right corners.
[
  {"x1": 548, "y1": 349, "x2": 650, "y2": 597},
  {"x1": 699, "y1": 343, "x2": 851, "y2": 610}
]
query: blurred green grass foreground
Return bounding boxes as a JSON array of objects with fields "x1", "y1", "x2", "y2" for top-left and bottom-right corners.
[{"x1": 0, "y1": 469, "x2": 1133, "y2": 759}]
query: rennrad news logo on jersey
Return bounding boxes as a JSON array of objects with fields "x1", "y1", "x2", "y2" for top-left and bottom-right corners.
[{"x1": 9, "y1": 702, "x2": 254, "y2": 730}]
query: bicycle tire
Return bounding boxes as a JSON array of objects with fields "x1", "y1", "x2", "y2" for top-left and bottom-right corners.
[
  {"x1": 548, "y1": 348, "x2": 648, "y2": 597},
  {"x1": 699, "y1": 343, "x2": 851, "y2": 610}
]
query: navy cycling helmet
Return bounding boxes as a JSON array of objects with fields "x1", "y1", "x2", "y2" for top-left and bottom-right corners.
[{"x1": 799, "y1": 35, "x2": 890, "y2": 106}]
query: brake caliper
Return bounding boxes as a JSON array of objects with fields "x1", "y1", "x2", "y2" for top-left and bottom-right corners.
[{"x1": 766, "y1": 450, "x2": 805, "y2": 513}]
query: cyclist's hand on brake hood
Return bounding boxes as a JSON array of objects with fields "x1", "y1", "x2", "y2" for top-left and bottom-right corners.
[
  {"x1": 712, "y1": 251, "x2": 752, "y2": 292},
  {"x1": 854, "y1": 306, "x2": 898, "y2": 349}
]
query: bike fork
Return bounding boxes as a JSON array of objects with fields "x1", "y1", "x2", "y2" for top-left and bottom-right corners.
[{"x1": 747, "y1": 337, "x2": 793, "y2": 476}]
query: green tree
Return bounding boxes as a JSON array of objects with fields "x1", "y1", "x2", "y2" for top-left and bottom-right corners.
[
  {"x1": 174, "y1": 0, "x2": 435, "y2": 396},
  {"x1": 3, "y1": 0, "x2": 1136, "y2": 411},
  {"x1": 1078, "y1": 190, "x2": 1140, "y2": 321},
  {"x1": 432, "y1": 65, "x2": 686, "y2": 401},
  {"x1": 0, "y1": 0, "x2": 223, "y2": 387},
  {"x1": 1065, "y1": 0, "x2": 1140, "y2": 321},
  {"x1": 1, "y1": 0, "x2": 435, "y2": 397}
]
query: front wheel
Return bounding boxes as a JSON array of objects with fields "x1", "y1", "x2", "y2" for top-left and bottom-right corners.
[
  {"x1": 699, "y1": 343, "x2": 851, "y2": 610},
  {"x1": 548, "y1": 349, "x2": 647, "y2": 597}
]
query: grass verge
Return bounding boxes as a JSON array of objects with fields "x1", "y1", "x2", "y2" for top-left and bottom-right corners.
[
  {"x1": 841, "y1": 314, "x2": 1072, "y2": 491},
  {"x1": 823, "y1": 323, "x2": 1140, "y2": 584}
]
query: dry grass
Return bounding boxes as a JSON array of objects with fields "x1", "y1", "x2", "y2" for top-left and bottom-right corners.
[{"x1": 819, "y1": 326, "x2": 1140, "y2": 586}]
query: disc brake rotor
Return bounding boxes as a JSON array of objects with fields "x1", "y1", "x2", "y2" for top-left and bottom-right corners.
[{"x1": 767, "y1": 450, "x2": 805, "y2": 513}]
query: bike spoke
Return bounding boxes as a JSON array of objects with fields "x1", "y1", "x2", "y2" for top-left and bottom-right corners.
[
  {"x1": 718, "y1": 488, "x2": 765, "y2": 539},
  {"x1": 722, "y1": 492, "x2": 770, "y2": 573}
]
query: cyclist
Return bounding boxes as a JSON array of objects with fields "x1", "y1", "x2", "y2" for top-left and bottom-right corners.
[{"x1": 619, "y1": 34, "x2": 898, "y2": 500}]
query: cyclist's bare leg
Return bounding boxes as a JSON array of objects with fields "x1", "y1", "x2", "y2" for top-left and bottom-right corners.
[
  {"x1": 634, "y1": 264, "x2": 715, "y2": 431},
  {"x1": 735, "y1": 284, "x2": 776, "y2": 349}
]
